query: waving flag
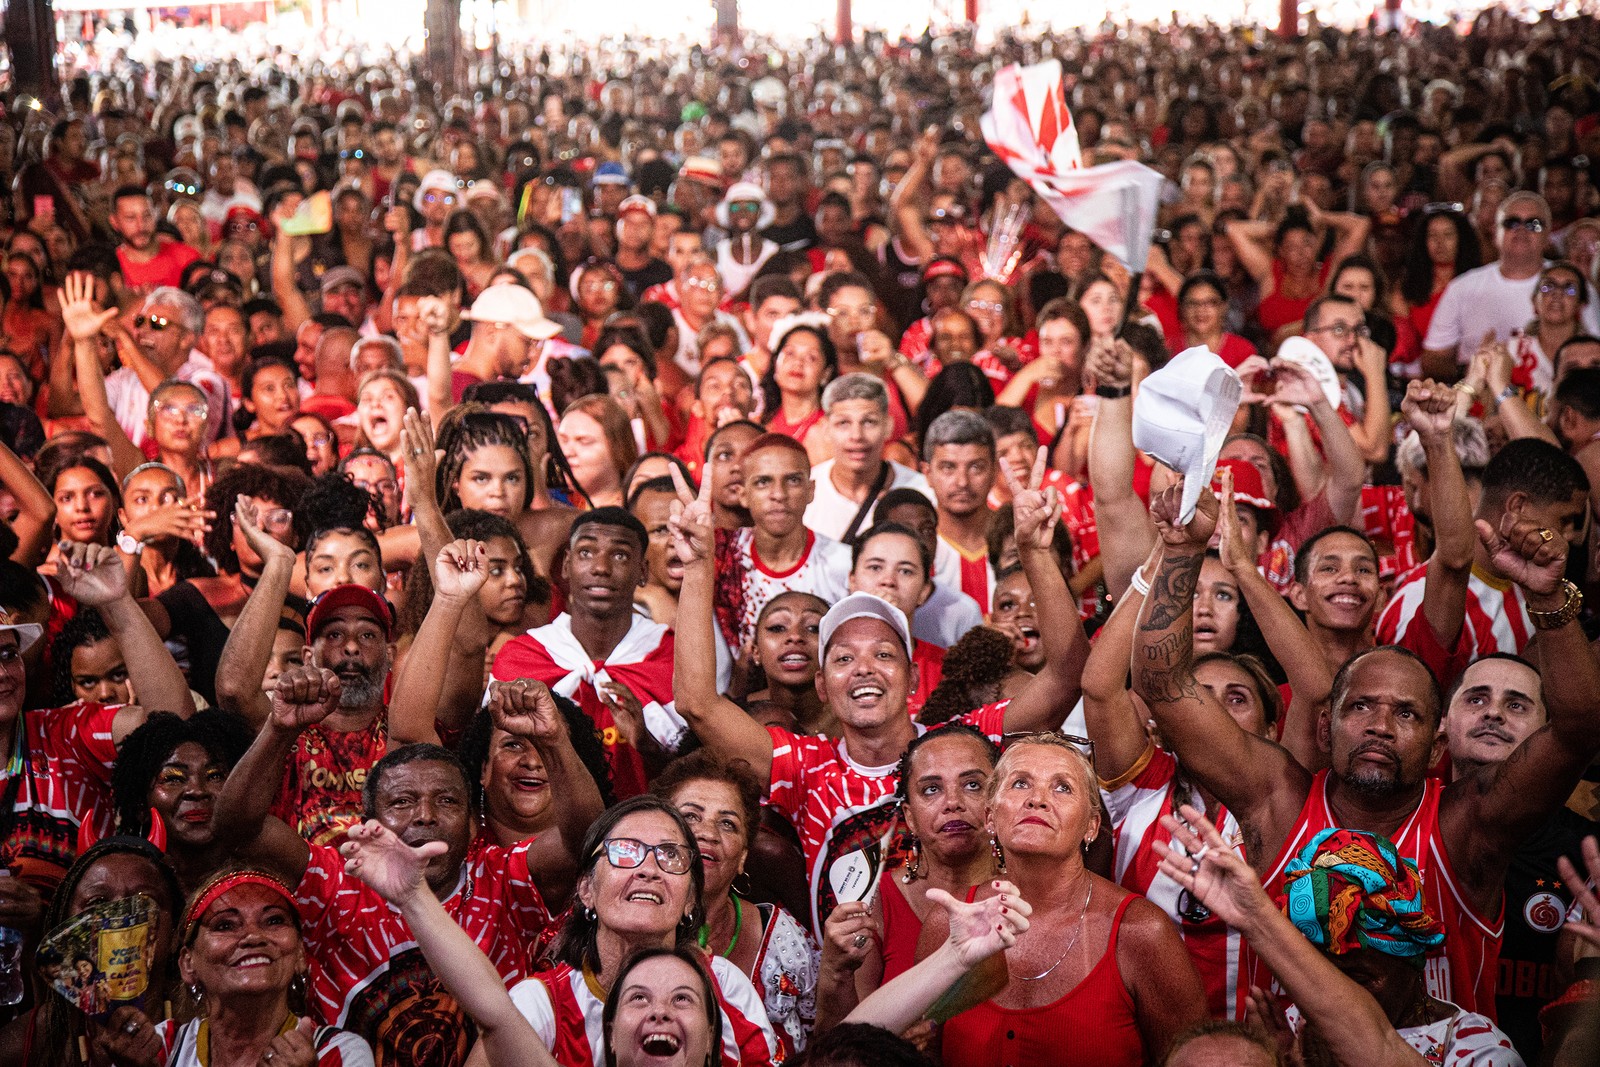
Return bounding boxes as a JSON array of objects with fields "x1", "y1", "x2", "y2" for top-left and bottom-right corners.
[{"x1": 981, "y1": 59, "x2": 1164, "y2": 272}]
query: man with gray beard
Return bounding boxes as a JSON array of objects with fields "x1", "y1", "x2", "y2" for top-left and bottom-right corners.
[{"x1": 231, "y1": 581, "x2": 396, "y2": 846}]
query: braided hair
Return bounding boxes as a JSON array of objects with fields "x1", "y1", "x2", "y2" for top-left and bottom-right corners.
[{"x1": 434, "y1": 404, "x2": 536, "y2": 514}]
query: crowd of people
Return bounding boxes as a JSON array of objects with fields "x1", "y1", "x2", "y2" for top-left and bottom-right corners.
[{"x1": 3, "y1": 7, "x2": 1600, "y2": 1066}]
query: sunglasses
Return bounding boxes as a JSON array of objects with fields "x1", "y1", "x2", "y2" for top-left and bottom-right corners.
[
  {"x1": 728, "y1": 201, "x2": 763, "y2": 214},
  {"x1": 135, "y1": 314, "x2": 173, "y2": 332},
  {"x1": 1000, "y1": 731, "x2": 1097, "y2": 770},
  {"x1": 1501, "y1": 216, "x2": 1546, "y2": 233},
  {"x1": 593, "y1": 837, "x2": 693, "y2": 875},
  {"x1": 153, "y1": 400, "x2": 208, "y2": 421}
]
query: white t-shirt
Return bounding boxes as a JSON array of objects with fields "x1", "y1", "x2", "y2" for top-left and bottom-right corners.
[
  {"x1": 1425, "y1": 262, "x2": 1600, "y2": 363},
  {"x1": 105, "y1": 350, "x2": 231, "y2": 446},
  {"x1": 912, "y1": 580, "x2": 985, "y2": 648},
  {"x1": 803, "y1": 458, "x2": 932, "y2": 543}
]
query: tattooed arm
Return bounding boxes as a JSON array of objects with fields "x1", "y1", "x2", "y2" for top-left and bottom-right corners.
[{"x1": 1130, "y1": 481, "x2": 1312, "y2": 836}]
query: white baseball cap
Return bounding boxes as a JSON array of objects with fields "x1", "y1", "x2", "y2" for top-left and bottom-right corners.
[
  {"x1": 1131, "y1": 344, "x2": 1242, "y2": 525},
  {"x1": 0, "y1": 613, "x2": 42, "y2": 654},
  {"x1": 462, "y1": 283, "x2": 561, "y2": 341},
  {"x1": 1272, "y1": 335, "x2": 1343, "y2": 411},
  {"x1": 818, "y1": 593, "x2": 913, "y2": 658}
]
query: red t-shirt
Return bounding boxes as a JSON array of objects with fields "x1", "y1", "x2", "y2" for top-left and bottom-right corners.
[
  {"x1": 117, "y1": 237, "x2": 201, "y2": 291},
  {"x1": 271, "y1": 716, "x2": 386, "y2": 847},
  {"x1": 2, "y1": 700, "x2": 120, "y2": 897}
]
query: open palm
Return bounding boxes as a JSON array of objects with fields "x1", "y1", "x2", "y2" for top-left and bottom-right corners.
[
  {"x1": 340, "y1": 820, "x2": 444, "y2": 906},
  {"x1": 929, "y1": 881, "x2": 1032, "y2": 969}
]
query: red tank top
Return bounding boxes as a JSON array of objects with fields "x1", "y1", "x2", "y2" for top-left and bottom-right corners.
[
  {"x1": 879, "y1": 875, "x2": 923, "y2": 983},
  {"x1": 1257, "y1": 770, "x2": 1503, "y2": 1019},
  {"x1": 940, "y1": 894, "x2": 1143, "y2": 1067},
  {"x1": 1255, "y1": 259, "x2": 1330, "y2": 335}
]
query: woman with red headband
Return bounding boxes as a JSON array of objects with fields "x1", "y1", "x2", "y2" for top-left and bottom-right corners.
[{"x1": 137, "y1": 869, "x2": 374, "y2": 1067}]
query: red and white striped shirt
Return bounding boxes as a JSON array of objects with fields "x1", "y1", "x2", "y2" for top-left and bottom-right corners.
[
  {"x1": 3, "y1": 700, "x2": 120, "y2": 898},
  {"x1": 767, "y1": 702, "x2": 1008, "y2": 939},
  {"x1": 507, "y1": 957, "x2": 779, "y2": 1067},
  {"x1": 1260, "y1": 771, "x2": 1503, "y2": 1019},
  {"x1": 1105, "y1": 748, "x2": 1248, "y2": 1020},
  {"x1": 154, "y1": 1018, "x2": 373, "y2": 1067},
  {"x1": 1376, "y1": 565, "x2": 1531, "y2": 686},
  {"x1": 294, "y1": 840, "x2": 552, "y2": 1067}
]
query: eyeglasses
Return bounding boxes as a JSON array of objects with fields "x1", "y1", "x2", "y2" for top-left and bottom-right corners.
[
  {"x1": 999, "y1": 731, "x2": 1097, "y2": 771},
  {"x1": 165, "y1": 180, "x2": 199, "y2": 196},
  {"x1": 226, "y1": 220, "x2": 260, "y2": 233},
  {"x1": 422, "y1": 192, "x2": 457, "y2": 205},
  {"x1": 1306, "y1": 321, "x2": 1370, "y2": 340},
  {"x1": 967, "y1": 300, "x2": 1005, "y2": 315},
  {"x1": 728, "y1": 201, "x2": 762, "y2": 214},
  {"x1": 683, "y1": 278, "x2": 720, "y2": 292},
  {"x1": 339, "y1": 149, "x2": 366, "y2": 161},
  {"x1": 1501, "y1": 216, "x2": 1547, "y2": 233},
  {"x1": 153, "y1": 400, "x2": 208, "y2": 421},
  {"x1": 1539, "y1": 281, "x2": 1580, "y2": 298},
  {"x1": 827, "y1": 305, "x2": 874, "y2": 320},
  {"x1": 593, "y1": 837, "x2": 693, "y2": 875},
  {"x1": 351, "y1": 477, "x2": 398, "y2": 496},
  {"x1": 928, "y1": 206, "x2": 965, "y2": 223},
  {"x1": 303, "y1": 433, "x2": 333, "y2": 448},
  {"x1": 257, "y1": 507, "x2": 293, "y2": 533},
  {"x1": 584, "y1": 277, "x2": 620, "y2": 292},
  {"x1": 135, "y1": 314, "x2": 173, "y2": 332}
]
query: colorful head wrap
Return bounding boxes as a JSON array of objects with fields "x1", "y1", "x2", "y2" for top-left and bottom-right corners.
[
  {"x1": 183, "y1": 870, "x2": 300, "y2": 945},
  {"x1": 1278, "y1": 828, "x2": 1445, "y2": 963}
]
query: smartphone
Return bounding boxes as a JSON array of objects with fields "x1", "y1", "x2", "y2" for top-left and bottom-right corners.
[
  {"x1": 560, "y1": 187, "x2": 583, "y2": 224},
  {"x1": 280, "y1": 191, "x2": 333, "y2": 237},
  {"x1": 32, "y1": 195, "x2": 54, "y2": 220}
]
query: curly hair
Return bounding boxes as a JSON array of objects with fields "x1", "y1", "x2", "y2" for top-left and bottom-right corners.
[
  {"x1": 917, "y1": 626, "x2": 1017, "y2": 726},
  {"x1": 110, "y1": 711, "x2": 253, "y2": 840},
  {"x1": 293, "y1": 471, "x2": 380, "y2": 551},
  {"x1": 203, "y1": 462, "x2": 312, "y2": 574},
  {"x1": 50, "y1": 608, "x2": 114, "y2": 707},
  {"x1": 650, "y1": 749, "x2": 765, "y2": 853},
  {"x1": 893, "y1": 720, "x2": 1001, "y2": 803},
  {"x1": 397, "y1": 508, "x2": 549, "y2": 636},
  {"x1": 456, "y1": 691, "x2": 615, "y2": 810}
]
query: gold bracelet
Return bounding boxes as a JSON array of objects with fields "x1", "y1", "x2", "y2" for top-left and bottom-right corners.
[
  {"x1": 1453, "y1": 381, "x2": 1479, "y2": 399},
  {"x1": 1528, "y1": 579, "x2": 1583, "y2": 631}
]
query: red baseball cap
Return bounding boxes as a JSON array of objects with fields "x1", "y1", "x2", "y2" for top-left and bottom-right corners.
[
  {"x1": 922, "y1": 256, "x2": 969, "y2": 284},
  {"x1": 306, "y1": 584, "x2": 395, "y2": 640}
]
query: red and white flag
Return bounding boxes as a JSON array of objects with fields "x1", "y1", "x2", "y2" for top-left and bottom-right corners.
[{"x1": 981, "y1": 59, "x2": 1164, "y2": 272}]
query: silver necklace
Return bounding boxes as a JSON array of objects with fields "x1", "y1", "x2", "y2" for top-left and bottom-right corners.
[{"x1": 1015, "y1": 879, "x2": 1094, "y2": 982}]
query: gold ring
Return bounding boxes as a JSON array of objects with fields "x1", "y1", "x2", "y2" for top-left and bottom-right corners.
[{"x1": 1539, "y1": 528, "x2": 1554, "y2": 543}]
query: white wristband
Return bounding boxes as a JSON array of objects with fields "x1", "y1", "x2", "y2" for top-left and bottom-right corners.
[{"x1": 1129, "y1": 569, "x2": 1151, "y2": 596}]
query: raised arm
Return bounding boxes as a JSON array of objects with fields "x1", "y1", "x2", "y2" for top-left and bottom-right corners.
[
  {"x1": 1345, "y1": 337, "x2": 1394, "y2": 467},
  {"x1": 0, "y1": 437, "x2": 53, "y2": 567},
  {"x1": 341, "y1": 820, "x2": 554, "y2": 1067},
  {"x1": 888, "y1": 128, "x2": 939, "y2": 265},
  {"x1": 667, "y1": 467, "x2": 775, "y2": 780},
  {"x1": 210, "y1": 666, "x2": 333, "y2": 884},
  {"x1": 389, "y1": 539, "x2": 490, "y2": 747},
  {"x1": 1283, "y1": 362, "x2": 1368, "y2": 525},
  {"x1": 1080, "y1": 551, "x2": 1155, "y2": 784},
  {"x1": 1446, "y1": 515, "x2": 1600, "y2": 899},
  {"x1": 1214, "y1": 466, "x2": 1333, "y2": 773},
  {"x1": 1224, "y1": 218, "x2": 1276, "y2": 286},
  {"x1": 213, "y1": 500, "x2": 298, "y2": 731},
  {"x1": 421, "y1": 299, "x2": 456, "y2": 432},
  {"x1": 55, "y1": 542, "x2": 196, "y2": 730},
  {"x1": 1156, "y1": 807, "x2": 1428, "y2": 1067},
  {"x1": 1001, "y1": 448, "x2": 1090, "y2": 733},
  {"x1": 1407, "y1": 380, "x2": 1475, "y2": 652},
  {"x1": 62, "y1": 273, "x2": 145, "y2": 479},
  {"x1": 1131, "y1": 482, "x2": 1309, "y2": 830},
  {"x1": 483, "y1": 678, "x2": 605, "y2": 908},
  {"x1": 845, "y1": 882, "x2": 1029, "y2": 1034},
  {"x1": 1311, "y1": 203, "x2": 1372, "y2": 266},
  {"x1": 269, "y1": 214, "x2": 311, "y2": 333},
  {"x1": 1085, "y1": 339, "x2": 1156, "y2": 598}
]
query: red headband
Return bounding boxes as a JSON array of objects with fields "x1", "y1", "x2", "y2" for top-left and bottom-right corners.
[{"x1": 183, "y1": 872, "x2": 298, "y2": 939}]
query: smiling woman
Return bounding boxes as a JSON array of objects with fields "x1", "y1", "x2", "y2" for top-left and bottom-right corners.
[{"x1": 159, "y1": 869, "x2": 374, "y2": 1067}]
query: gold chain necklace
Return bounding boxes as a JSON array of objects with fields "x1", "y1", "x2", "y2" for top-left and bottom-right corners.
[{"x1": 1015, "y1": 880, "x2": 1094, "y2": 982}]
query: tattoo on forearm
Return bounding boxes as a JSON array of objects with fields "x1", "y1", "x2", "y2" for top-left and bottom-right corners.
[
  {"x1": 1135, "y1": 667, "x2": 1202, "y2": 704},
  {"x1": 1140, "y1": 552, "x2": 1203, "y2": 632}
]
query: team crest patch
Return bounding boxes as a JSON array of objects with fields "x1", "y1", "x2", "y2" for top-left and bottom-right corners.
[{"x1": 1523, "y1": 891, "x2": 1567, "y2": 933}]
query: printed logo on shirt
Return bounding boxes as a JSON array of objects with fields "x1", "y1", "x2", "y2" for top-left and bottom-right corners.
[
  {"x1": 1522, "y1": 891, "x2": 1568, "y2": 933},
  {"x1": 342, "y1": 945, "x2": 476, "y2": 1067}
]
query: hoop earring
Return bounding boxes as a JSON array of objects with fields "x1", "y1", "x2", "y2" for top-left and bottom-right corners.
[
  {"x1": 990, "y1": 835, "x2": 1007, "y2": 874},
  {"x1": 902, "y1": 837, "x2": 922, "y2": 883},
  {"x1": 584, "y1": 907, "x2": 597, "y2": 923}
]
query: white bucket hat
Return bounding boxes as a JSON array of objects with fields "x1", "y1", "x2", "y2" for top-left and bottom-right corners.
[
  {"x1": 715, "y1": 181, "x2": 775, "y2": 230},
  {"x1": 1131, "y1": 345, "x2": 1242, "y2": 525}
]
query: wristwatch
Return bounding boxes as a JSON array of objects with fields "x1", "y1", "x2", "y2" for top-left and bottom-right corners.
[
  {"x1": 1095, "y1": 383, "x2": 1132, "y2": 399},
  {"x1": 116, "y1": 531, "x2": 144, "y2": 556},
  {"x1": 1527, "y1": 580, "x2": 1583, "y2": 631}
]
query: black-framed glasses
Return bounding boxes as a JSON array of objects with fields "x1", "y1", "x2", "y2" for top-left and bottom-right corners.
[
  {"x1": 1307, "y1": 321, "x2": 1370, "y2": 341},
  {"x1": 135, "y1": 314, "x2": 172, "y2": 332},
  {"x1": 1502, "y1": 216, "x2": 1547, "y2": 233},
  {"x1": 593, "y1": 837, "x2": 693, "y2": 875}
]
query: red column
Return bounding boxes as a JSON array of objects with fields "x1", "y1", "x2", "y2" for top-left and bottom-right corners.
[
  {"x1": 1278, "y1": 0, "x2": 1297, "y2": 37},
  {"x1": 836, "y1": 0, "x2": 851, "y2": 45},
  {"x1": 965, "y1": 0, "x2": 977, "y2": 23}
]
